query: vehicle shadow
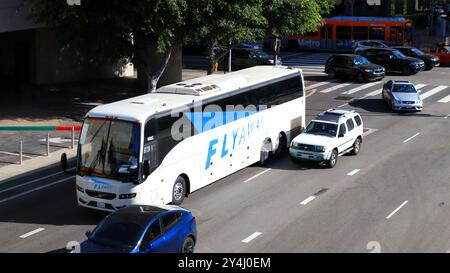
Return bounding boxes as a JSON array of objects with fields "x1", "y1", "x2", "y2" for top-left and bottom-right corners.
[{"x1": 265, "y1": 152, "x2": 332, "y2": 172}]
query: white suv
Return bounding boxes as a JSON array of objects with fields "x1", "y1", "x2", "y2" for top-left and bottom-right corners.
[{"x1": 289, "y1": 109, "x2": 364, "y2": 168}]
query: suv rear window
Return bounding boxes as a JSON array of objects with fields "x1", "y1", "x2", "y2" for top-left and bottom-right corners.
[
  {"x1": 346, "y1": 119, "x2": 355, "y2": 131},
  {"x1": 354, "y1": 115, "x2": 362, "y2": 126}
]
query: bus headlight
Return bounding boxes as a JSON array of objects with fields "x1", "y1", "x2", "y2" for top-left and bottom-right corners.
[{"x1": 76, "y1": 185, "x2": 84, "y2": 193}]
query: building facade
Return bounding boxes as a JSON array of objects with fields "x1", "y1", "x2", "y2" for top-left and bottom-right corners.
[{"x1": 0, "y1": 0, "x2": 181, "y2": 86}]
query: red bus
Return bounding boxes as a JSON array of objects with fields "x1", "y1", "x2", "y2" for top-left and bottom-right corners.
[{"x1": 287, "y1": 16, "x2": 413, "y2": 52}]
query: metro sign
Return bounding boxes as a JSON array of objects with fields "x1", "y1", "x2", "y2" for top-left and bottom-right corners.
[{"x1": 367, "y1": 0, "x2": 381, "y2": 5}]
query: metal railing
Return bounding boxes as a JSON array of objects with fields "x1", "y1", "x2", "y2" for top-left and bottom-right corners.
[{"x1": 0, "y1": 126, "x2": 81, "y2": 165}]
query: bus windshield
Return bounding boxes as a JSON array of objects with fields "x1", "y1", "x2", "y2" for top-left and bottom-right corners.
[{"x1": 78, "y1": 118, "x2": 141, "y2": 182}]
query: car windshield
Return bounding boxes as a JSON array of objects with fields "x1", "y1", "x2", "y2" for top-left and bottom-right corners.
[
  {"x1": 253, "y1": 50, "x2": 270, "y2": 58},
  {"x1": 411, "y1": 48, "x2": 425, "y2": 56},
  {"x1": 392, "y1": 50, "x2": 407, "y2": 58},
  {"x1": 305, "y1": 121, "x2": 338, "y2": 137},
  {"x1": 392, "y1": 84, "x2": 417, "y2": 93},
  {"x1": 78, "y1": 118, "x2": 141, "y2": 182},
  {"x1": 89, "y1": 217, "x2": 143, "y2": 250},
  {"x1": 354, "y1": 57, "x2": 371, "y2": 65}
]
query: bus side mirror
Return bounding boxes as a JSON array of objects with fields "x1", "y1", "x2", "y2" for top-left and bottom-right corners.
[
  {"x1": 61, "y1": 153, "x2": 68, "y2": 172},
  {"x1": 143, "y1": 160, "x2": 151, "y2": 177},
  {"x1": 61, "y1": 153, "x2": 76, "y2": 175}
]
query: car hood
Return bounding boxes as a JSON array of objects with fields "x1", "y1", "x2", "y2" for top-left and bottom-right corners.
[
  {"x1": 392, "y1": 92, "x2": 421, "y2": 101},
  {"x1": 424, "y1": 54, "x2": 439, "y2": 61},
  {"x1": 292, "y1": 133, "x2": 334, "y2": 146},
  {"x1": 359, "y1": 64, "x2": 383, "y2": 70},
  {"x1": 80, "y1": 240, "x2": 132, "y2": 253},
  {"x1": 402, "y1": 56, "x2": 423, "y2": 63}
]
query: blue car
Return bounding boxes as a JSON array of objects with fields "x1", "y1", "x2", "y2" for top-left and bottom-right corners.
[{"x1": 81, "y1": 205, "x2": 197, "y2": 253}]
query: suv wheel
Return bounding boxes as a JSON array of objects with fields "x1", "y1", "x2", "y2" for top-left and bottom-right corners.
[
  {"x1": 351, "y1": 138, "x2": 361, "y2": 155},
  {"x1": 357, "y1": 72, "x2": 365, "y2": 83},
  {"x1": 325, "y1": 149, "x2": 338, "y2": 168},
  {"x1": 328, "y1": 69, "x2": 336, "y2": 79},
  {"x1": 402, "y1": 66, "x2": 411, "y2": 76}
]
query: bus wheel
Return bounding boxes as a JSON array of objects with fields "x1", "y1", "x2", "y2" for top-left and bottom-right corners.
[
  {"x1": 259, "y1": 139, "x2": 272, "y2": 166},
  {"x1": 274, "y1": 133, "x2": 287, "y2": 156},
  {"x1": 172, "y1": 176, "x2": 186, "y2": 205}
]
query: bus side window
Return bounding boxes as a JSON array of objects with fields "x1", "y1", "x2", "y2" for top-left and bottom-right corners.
[{"x1": 144, "y1": 119, "x2": 159, "y2": 170}]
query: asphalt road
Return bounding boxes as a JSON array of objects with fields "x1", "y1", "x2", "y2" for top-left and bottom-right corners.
[{"x1": 0, "y1": 59, "x2": 449, "y2": 253}]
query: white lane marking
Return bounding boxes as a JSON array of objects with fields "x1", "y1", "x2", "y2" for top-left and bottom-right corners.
[
  {"x1": 0, "y1": 176, "x2": 74, "y2": 205},
  {"x1": 320, "y1": 82, "x2": 352, "y2": 94},
  {"x1": 0, "y1": 151, "x2": 33, "y2": 159},
  {"x1": 342, "y1": 82, "x2": 381, "y2": 95},
  {"x1": 300, "y1": 196, "x2": 317, "y2": 206},
  {"x1": 241, "y1": 232, "x2": 262, "y2": 243},
  {"x1": 403, "y1": 133, "x2": 420, "y2": 143},
  {"x1": 243, "y1": 169, "x2": 271, "y2": 183},
  {"x1": 363, "y1": 128, "x2": 378, "y2": 137},
  {"x1": 386, "y1": 200, "x2": 408, "y2": 220},
  {"x1": 445, "y1": 114, "x2": 450, "y2": 119},
  {"x1": 415, "y1": 84, "x2": 427, "y2": 90},
  {"x1": 347, "y1": 169, "x2": 360, "y2": 176},
  {"x1": 337, "y1": 102, "x2": 349, "y2": 108},
  {"x1": 421, "y1": 85, "x2": 448, "y2": 100},
  {"x1": 362, "y1": 89, "x2": 382, "y2": 98},
  {"x1": 19, "y1": 228, "x2": 45, "y2": 239},
  {"x1": 306, "y1": 80, "x2": 335, "y2": 91},
  {"x1": 0, "y1": 168, "x2": 75, "y2": 194},
  {"x1": 438, "y1": 95, "x2": 450, "y2": 103}
]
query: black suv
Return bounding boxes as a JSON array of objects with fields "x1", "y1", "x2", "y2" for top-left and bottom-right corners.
[
  {"x1": 325, "y1": 54, "x2": 385, "y2": 83},
  {"x1": 358, "y1": 48, "x2": 425, "y2": 75},
  {"x1": 229, "y1": 48, "x2": 280, "y2": 70},
  {"x1": 392, "y1": 46, "x2": 440, "y2": 70}
]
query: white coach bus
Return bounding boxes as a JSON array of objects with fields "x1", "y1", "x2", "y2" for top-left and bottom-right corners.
[{"x1": 61, "y1": 66, "x2": 306, "y2": 211}]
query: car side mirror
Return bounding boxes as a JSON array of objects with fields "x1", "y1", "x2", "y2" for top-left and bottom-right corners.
[
  {"x1": 61, "y1": 153, "x2": 76, "y2": 175},
  {"x1": 418, "y1": 90, "x2": 422, "y2": 94},
  {"x1": 143, "y1": 160, "x2": 151, "y2": 177},
  {"x1": 61, "y1": 153, "x2": 68, "y2": 172},
  {"x1": 338, "y1": 133, "x2": 345, "y2": 138},
  {"x1": 85, "y1": 230, "x2": 91, "y2": 238}
]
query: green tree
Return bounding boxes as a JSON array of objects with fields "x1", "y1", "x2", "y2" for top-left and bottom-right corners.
[
  {"x1": 188, "y1": 0, "x2": 266, "y2": 74},
  {"x1": 21, "y1": 0, "x2": 187, "y2": 93},
  {"x1": 262, "y1": 0, "x2": 336, "y2": 60}
]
